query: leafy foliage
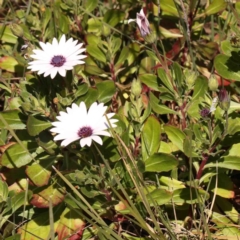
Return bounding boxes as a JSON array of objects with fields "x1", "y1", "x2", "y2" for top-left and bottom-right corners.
[{"x1": 1, "y1": 0, "x2": 240, "y2": 239}]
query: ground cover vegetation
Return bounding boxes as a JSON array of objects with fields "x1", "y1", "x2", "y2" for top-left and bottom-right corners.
[{"x1": 1, "y1": 0, "x2": 240, "y2": 239}]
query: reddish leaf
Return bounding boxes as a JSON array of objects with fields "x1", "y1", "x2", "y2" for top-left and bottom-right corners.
[
  {"x1": 31, "y1": 184, "x2": 65, "y2": 208},
  {"x1": 152, "y1": 39, "x2": 182, "y2": 70},
  {"x1": 56, "y1": 208, "x2": 85, "y2": 239},
  {"x1": 0, "y1": 142, "x2": 16, "y2": 153}
]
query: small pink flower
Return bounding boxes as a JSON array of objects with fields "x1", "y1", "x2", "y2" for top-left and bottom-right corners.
[{"x1": 128, "y1": 9, "x2": 150, "y2": 37}]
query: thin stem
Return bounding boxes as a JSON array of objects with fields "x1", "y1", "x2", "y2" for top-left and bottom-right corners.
[{"x1": 196, "y1": 110, "x2": 229, "y2": 179}]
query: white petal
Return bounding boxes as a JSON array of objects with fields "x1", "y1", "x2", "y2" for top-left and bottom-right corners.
[
  {"x1": 140, "y1": 9, "x2": 145, "y2": 16},
  {"x1": 93, "y1": 131, "x2": 111, "y2": 137},
  {"x1": 80, "y1": 137, "x2": 92, "y2": 147},
  {"x1": 50, "y1": 68, "x2": 58, "y2": 79},
  {"x1": 58, "y1": 68, "x2": 66, "y2": 77},
  {"x1": 91, "y1": 135, "x2": 103, "y2": 145},
  {"x1": 61, "y1": 136, "x2": 80, "y2": 146},
  {"x1": 59, "y1": 35, "x2": 66, "y2": 46}
]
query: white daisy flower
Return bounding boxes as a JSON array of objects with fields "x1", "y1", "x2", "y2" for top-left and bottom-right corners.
[
  {"x1": 128, "y1": 9, "x2": 150, "y2": 37},
  {"x1": 28, "y1": 35, "x2": 87, "y2": 79},
  {"x1": 50, "y1": 102, "x2": 118, "y2": 147}
]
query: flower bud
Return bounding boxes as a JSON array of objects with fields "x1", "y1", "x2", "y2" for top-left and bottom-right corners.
[
  {"x1": 144, "y1": 30, "x2": 157, "y2": 44},
  {"x1": 10, "y1": 23, "x2": 23, "y2": 38},
  {"x1": 208, "y1": 75, "x2": 218, "y2": 91},
  {"x1": 128, "y1": 9, "x2": 151, "y2": 38},
  {"x1": 200, "y1": 108, "x2": 210, "y2": 118},
  {"x1": 184, "y1": 69, "x2": 198, "y2": 87},
  {"x1": 131, "y1": 79, "x2": 142, "y2": 97},
  {"x1": 218, "y1": 89, "x2": 230, "y2": 111}
]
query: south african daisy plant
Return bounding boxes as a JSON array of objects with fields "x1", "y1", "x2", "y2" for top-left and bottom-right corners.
[{"x1": 1, "y1": 0, "x2": 240, "y2": 239}]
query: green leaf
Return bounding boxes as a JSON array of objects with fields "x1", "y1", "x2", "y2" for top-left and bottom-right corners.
[
  {"x1": 208, "y1": 173, "x2": 234, "y2": 199},
  {"x1": 84, "y1": 57, "x2": 106, "y2": 75},
  {"x1": 157, "y1": 68, "x2": 174, "y2": 93},
  {"x1": 26, "y1": 161, "x2": 53, "y2": 187},
  {"x1": 192, "y1": 76, "x2": 208, "y2": 100},
  {"x1": 205, "y1": 0, "x2": 227, "y2": 16},
  {"x1": 86, "y1": 45, "x2": 106, "y2": 63},
  {"x1": 139, "y1": 74, "x2": 160, "y2": 91},
  {"x1": 160, "y1": 0, "x2": 178, "y2": 17},
  {"x1": 115, "y1": 46, "x2": 129, "y2": 68},
  {"x1": 0, "y1": 56, "x2": 23, "y2": 73},
  {"x1": 145, "y1": 153, "x2": 178, "y2": 172},
  {"x1": 73, "y1": 83, "x2": 89, "y2": 99},
  {"x1": 228, "y1": 143, "x2": 240, "y2": 156},
  {"x1": 0, "y1": 181, "x2": 8, "y2": 202},
  {"x1": 58, "y1": 14, "x2": 69, "y2": 34},
  {"x1": 5, "y1": 235, "x2": 21, "y2": 240},
  {"x1": 228, "y1": 117, "x2": 240, "y2": 135},
  {"x1": 0, "y1": 110, "x2": 27, "y2": 130},
  {"x1": 111, "y1": 36, "x2": 122, "y2": 55},
  {"x1": 18, "y1": 207, "x2": 62, "y2": 239},
  {"x1": 183, "y1": 129, "x2": 199, "y2": 158},
  {"x1": 0, "y1": 25, "x2": 18, "y2": 44},
  {"x1": 127, "y1": 43, "x2": 140, "y2": 65},
  {"x1": 205, "y1": 156, "x2": 240, "y2": 170},
  {"x1": 146, "y1": 189, "x2": 172, "y2": 205},
  {"x1": 1, "y1": 142, "x2": 38, "y2": 168},
  {"x1": 27, "y1": 116, "x2": 52, "y2": 136},
  {"x1": 56, "y1": 208, "x2": 85, "y2": 239},
  {"x1": 0, "y1": 191, "x2": 32, "y2": 228},
  {"x1": 141, "y1": 116, "x2": 161, "y2": 161},
  {"x1": 30, "y1": 183, "x2": 65, "y2": 208},
  {"x1": 77, "y1": 88, "x2": 98, "y2": 107},
  {"x1": 172, "y1": 62, "x2": 183, "y2": 88},
  {"x1": 215, "y1": 196, "x2": 239, "y2": 223},
  {"x1": 100, "y1": 139, "x2": 121, "y2": 162},
  {"x1": 220, "y1": 40, "x2": 239, "y2": 56},
  {"x1": 87, "y1": 18, "x2": 102, "y2": 34},
  {"x1": 42, "y1": 8, "x2": 51, "y2": 31},
  {"x1": 196, "y1": 41, "x2": 218, "y2": 60},
  {"x1": 159, "y1": 176, "x2": 185, "y2": 190},
  {"x1": 211, "y1": 209, "x2": 240, "y2": 237},
  {"x1": 149, "y1": 92, "x2": 178, "y2": 115},
  {"x1": 164, "y1": 125, "x2": 186, "y2": 152},
  {"x1": 214, "y1": 54, "x2": 240, "y2": 81},
  {"x1": 96, "y1": 80, "x2": 116, "y2": 103},
  {"x1": 103, "y1": 9, "x2": 125, "y2": 27},
  {"x1": 84, "y1": 0, "x2": 98, "y2": 12},
  {"x1": 173, "y1": 188, "x2": 209, "y2": 205},
  {"x1": 139, "y1": 57, "x2": 154, "y2": 74},
  {"x1": 228, "y1": 101, "x2": 240, "y2": 114}
]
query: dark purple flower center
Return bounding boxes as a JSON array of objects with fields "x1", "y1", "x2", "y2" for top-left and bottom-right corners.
[
  {"x1": 50, "y1": 55, "x2": 66, "y2": 67},
  {"x1": 77, "y1": 126, "x2": 93, "y2": 138},
  {"x1": 200, "y1": 108, "x2": 210, "y2": 118}
]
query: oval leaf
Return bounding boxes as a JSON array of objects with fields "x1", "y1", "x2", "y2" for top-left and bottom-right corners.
[
  {"x1": 214, "y1": 54, "x2": 240, "y2": 81},
  {"x1": 141, "y1": 116, "x2": 161, "y2": 161},
  {"x1": 30, "y1": 183, "x2": 65, "y2": 208},
  {"x1": 146, "y1": 189, "x2": 173, "y2": 205},
  {"x1": 27, "y1": 115, "x2": 52, "y2": 136},
  {"x1": 0, "y1": 110, "x2": 27, "y2": 130},
  {"x1": 1, "y1": 143, "x2": 38, "y2": 168},
  {"x1": 164, "y1": 125, "x2": 186, "y2": 152},
  {"x1": 86, "y1": 45, "x2": 106, "y2": 63},
  {"x1": 96, "y1": 80, "x2": 116, "y2": 103},
  {"x1": 205, "y1": 0, "x2": 227, "y2": 16},
  {"x1": 26, "y1": 162, "x2": 52, "y2": 187},
  {"x1": 205, "y1": 156, "x2": 240, "y2": 170},
  {"x1": 145, "y1": 153, "x2": 178, "y2": 172}
]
